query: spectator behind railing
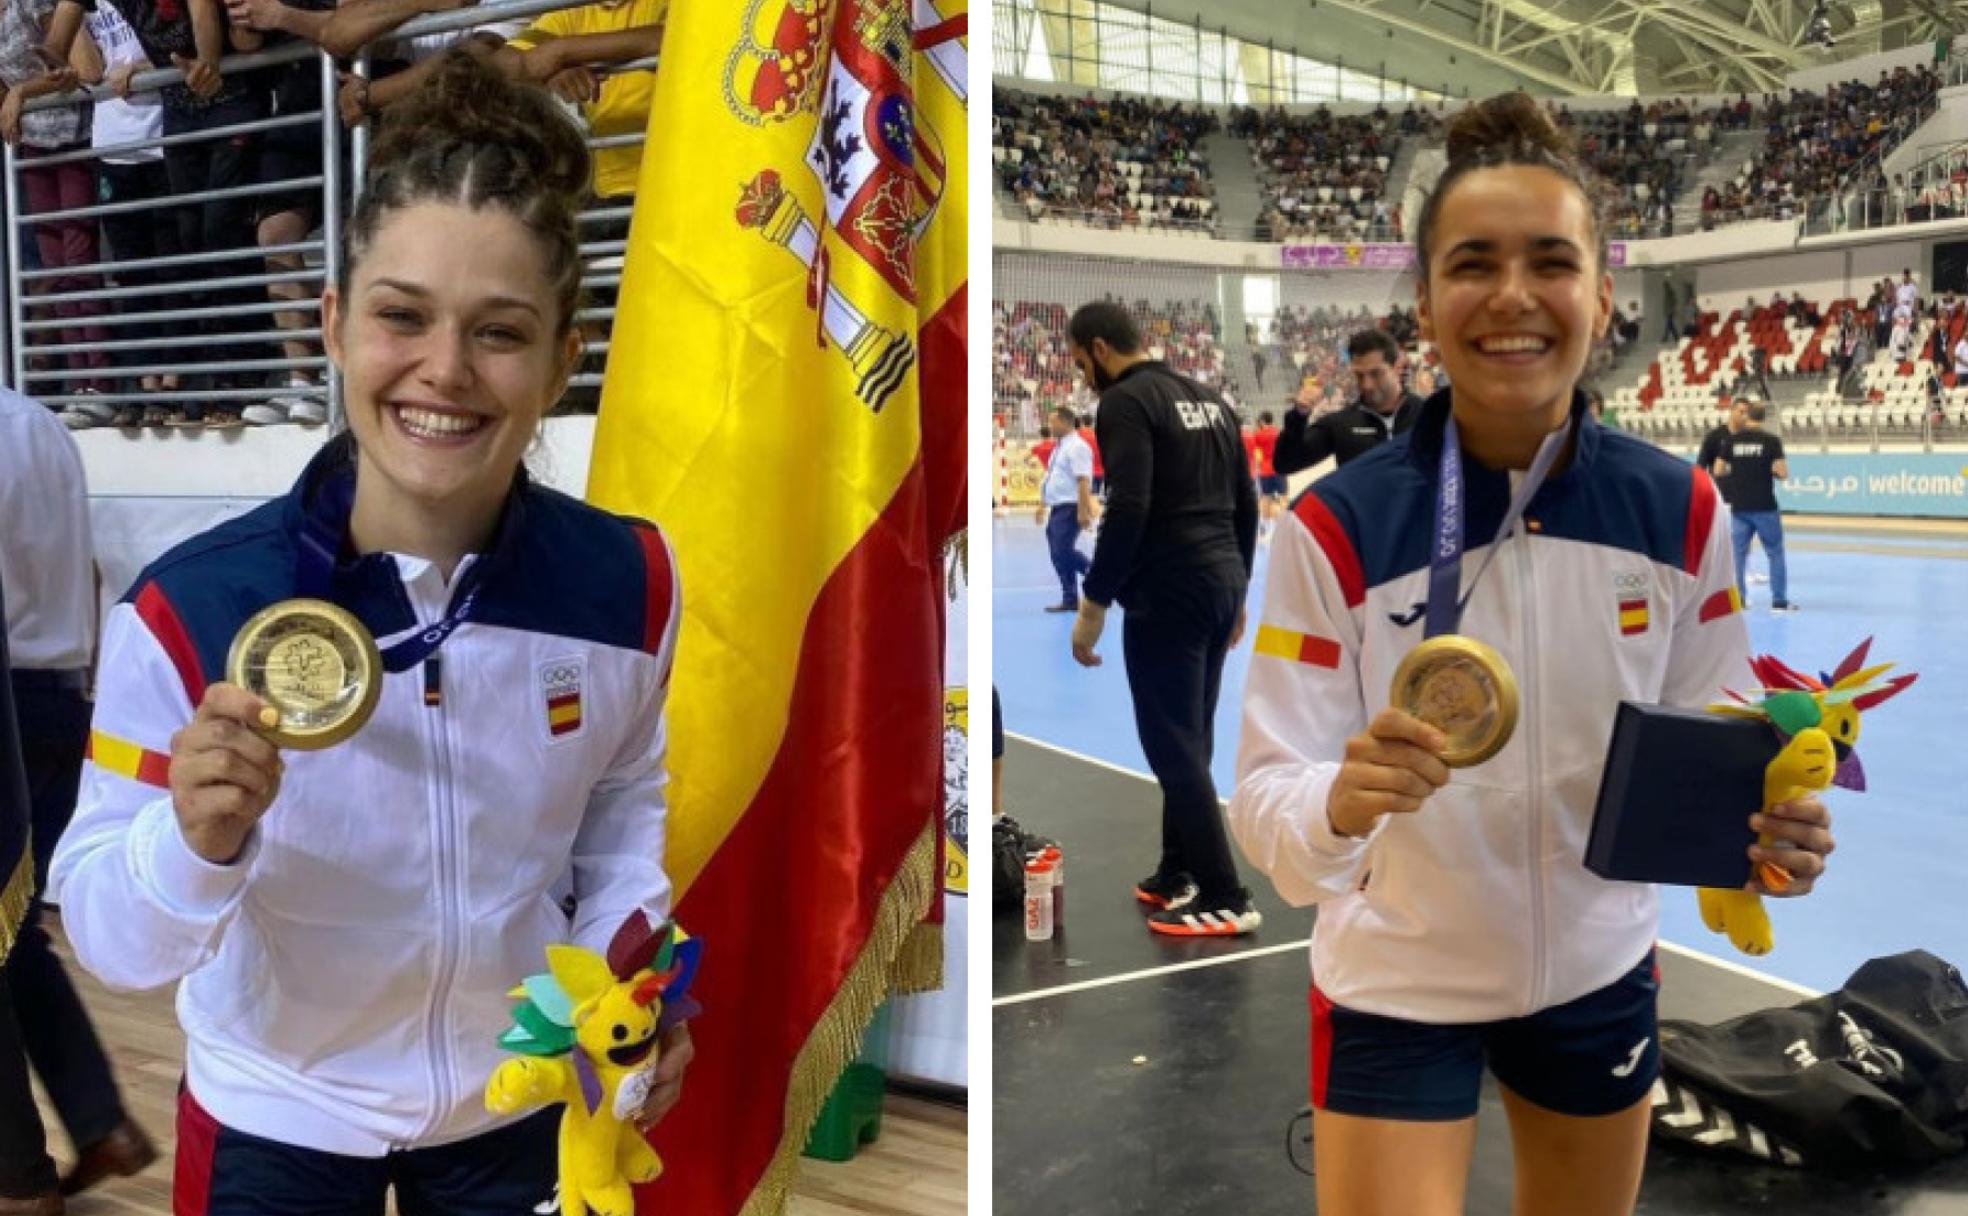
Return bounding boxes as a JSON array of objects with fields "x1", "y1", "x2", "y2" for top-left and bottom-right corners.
[
  {"x1": 993, "y1": 88, "x2": 1218, "y2": 233},
  {"x1": 223, "y1": 0, "x2": 333, "y2": 425},
  {"x1": 0, "y1": 0, "x2": 113, "y2": 409},
  {"x1": 45, "y1": 0, "x2": 269, "y2": 428},
  {"x1": 227, "y1": 0, "x2": 660, "y2": 418},
  {"x1": 4, "y1": 0, "x2": 653, "y2": 429}
]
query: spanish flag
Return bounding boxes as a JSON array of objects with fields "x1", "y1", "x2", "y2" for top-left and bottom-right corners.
[{"x1": 585, "y1": 0, "x2": 967, "y2": 1211}]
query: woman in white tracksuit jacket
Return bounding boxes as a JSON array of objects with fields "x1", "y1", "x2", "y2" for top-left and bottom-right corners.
[
  {"x1": 49, "y1": 55, "x2": 690, "y2": 1212},
  {"x1": 1228, "y1": 95, "x2": 1837, "y2": 1216}
]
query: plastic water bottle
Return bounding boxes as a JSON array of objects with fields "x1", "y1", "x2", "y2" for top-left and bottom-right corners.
[
  {"x1": 1023, "y1": 858, "x2": 1055, "y2": 941},
  {"x1": 1041, "y1": 845, "x2": 1065, "y2": 930}
]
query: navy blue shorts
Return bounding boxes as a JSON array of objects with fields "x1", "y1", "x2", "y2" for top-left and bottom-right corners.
[
  {"x1": 1309, "y1": 950, "x2": 1661, "y2": 1121},
  {"x1": 173, "y1": 1086, "x2": 559, "y2": 1215},
  {"x1": 1260, "y1": 474, "x2": 1287, "y2": 497}
]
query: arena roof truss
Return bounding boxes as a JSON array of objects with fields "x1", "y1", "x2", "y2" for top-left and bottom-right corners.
[{"x1": 1123, "y1": 0, "x2": 1957, "y2": 97}]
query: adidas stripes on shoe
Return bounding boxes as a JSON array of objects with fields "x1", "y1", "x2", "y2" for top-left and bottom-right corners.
[{"x1": 1146, "y1": 894, "x2": 1261, "y2": 937}]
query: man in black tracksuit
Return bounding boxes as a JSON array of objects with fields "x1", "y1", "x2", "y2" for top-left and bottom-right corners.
[
  {"x1": 1065, "y1": 301, "x2": 1262, "y2": 938},
  {"x1": 1273, "y1": 328, "x2": 1424, "y2": 476}
]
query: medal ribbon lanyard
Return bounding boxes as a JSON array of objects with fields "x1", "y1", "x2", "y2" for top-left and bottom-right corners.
[
  {"x1": 1423, "y1": 410, "x2": 1576, "y2": 640},
  {"x1": 297, "y1": 466, "x2": 492, "y2": 674}
]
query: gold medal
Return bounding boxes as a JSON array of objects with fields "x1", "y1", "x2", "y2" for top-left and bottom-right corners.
[
  {"x1": 226, "y1": 599, "x2": 382, "y2": 750},
  {"x1": 1390, "y1": 635, "x2": 1520, "y2": 768}
]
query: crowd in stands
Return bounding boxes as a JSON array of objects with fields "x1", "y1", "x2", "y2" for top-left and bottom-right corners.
[
  {"x1": 993, "y1": 295, "x2": 1239, "y2": 430},
  {"x1": 1232, "y1": 104, "x2": 1434, "y2": 243},
  {"x1": 993, "y1": 300, "x2": 1083, "y2": 423},
  {"x1": 993, "y1": 89, "x2": 1218, "y2": 232},
  {"x1": 998, "y1": 294, "x2": 1664, "y2": 443},
  {"x1": 1254, "y1": 302, "x2": 1412, "y2": 400},
  {"x1": 1700, "y1": 66, "x2": 1941, "y2": 229},
  {"x1": 1004, "y1": 284, "x2": 1968, "y2": 457},
  {"x1": 995, "y1": 62, "x2": 1948, "y2": 249},
  {"x1": 0, "y1": 0, "x2": 660, "y2": 429},
  {"x1": 1552, "y1": 100, "x2": 1725, "y2": 238}
]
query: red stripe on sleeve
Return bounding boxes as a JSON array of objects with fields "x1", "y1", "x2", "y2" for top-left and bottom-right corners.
[
  {"x1": 632, "y1": 524, "x2": 675, "y2": 662},
  {"x1": 134, "y1": 582, "x2": 206, "y2": 707},
  {"x1": 1292, "y1": 495, "x2": 1366, "y2": 608},
  {"x1": 137, "y1": 749, "x2": 173, "y2": 788},
  {"x1": 1699, "y1": 588, "x2": 1737, "y2": 622},
  {"x1": 1684, "y1": 469, "x2": 1718, "y2": 574},
  {"x1": 1297, "y1": 635, "x2": 1342, "y2": 669}
]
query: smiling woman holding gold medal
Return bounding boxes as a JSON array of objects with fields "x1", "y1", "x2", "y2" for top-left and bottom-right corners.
[
  {"x1": 1228, "y1": 94, "x2": 1838, "y2": 1216},
  {"x1": 48, "y1": 53, "x2": 690, "y2": 1212}
]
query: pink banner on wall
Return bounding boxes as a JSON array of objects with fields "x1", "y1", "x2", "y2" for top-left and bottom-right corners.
[{"x1": 1280, "y1": 243, "x2": 1415, "y2": 271}]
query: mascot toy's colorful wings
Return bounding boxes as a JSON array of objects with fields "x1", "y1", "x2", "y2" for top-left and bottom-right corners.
[
  {"x1": 485, "y1": 911, "x2": 703, "y2": 1216},
  {"x1": 1699, "y1": 639, "x2": 1915, "y2": 956}
]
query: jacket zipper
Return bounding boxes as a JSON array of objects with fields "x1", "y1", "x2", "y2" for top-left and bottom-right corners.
[
  {"x1": 1516, "y1": 526, "x2": 1549, "y2": 1013},
  {"x1": 418, "y1": 622, "x2": 463, "y2": 1141}
]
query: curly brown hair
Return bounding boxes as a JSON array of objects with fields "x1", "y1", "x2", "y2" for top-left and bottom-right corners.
[
  {"x1": 1415, "y1": 93, "x2": 1609, "y2": 283},
  {"x1": 345, "y1": 51, "x2": 593, "y2": 335}
]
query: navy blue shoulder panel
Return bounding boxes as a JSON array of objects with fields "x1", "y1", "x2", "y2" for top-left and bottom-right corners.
[
  {"x1": 1299, "y1": 425, "x2": 1699, "y2": 593},
  {"x1": 475, "y1": 484, "x2": 656, "y2": 654},
  {"x1": 1531, "y1": 429, "x2": 1698, "y2": 570},
  {"x1": 1302, "y1": 437, "x2": 1438, "y2": 591},
  {"x1": 122, "y1": 498, "x2": 307, "y2": 685}
]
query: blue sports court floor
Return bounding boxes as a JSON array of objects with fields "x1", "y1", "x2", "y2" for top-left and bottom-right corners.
[{"x1": 992, "y1": 509, "x2": 1968, "y2": 1214}]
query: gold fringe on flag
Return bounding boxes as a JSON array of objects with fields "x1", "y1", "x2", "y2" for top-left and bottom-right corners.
[
  {"x1": 739, "y1": 819, "x2": 940, "y2": 1216},
  {"x1": 893, "y1": 920, "x2": 944, "y2": 996},
  {"x1": 0, "y1": 836, "x2": 34, "y2": 965}
]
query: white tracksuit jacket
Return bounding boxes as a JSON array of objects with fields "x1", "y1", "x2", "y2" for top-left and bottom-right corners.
[
  {"x1": 50, "y1": 452, "x2": 678, "y2": 1155},
  {"x1": 1230, "y1": 393, "x2": 1751, "y2": 1023}
]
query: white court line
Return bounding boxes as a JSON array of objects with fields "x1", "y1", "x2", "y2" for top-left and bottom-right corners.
[
  {"x1": 1006, "y1": 732, "x2": 1160, "y2": 785},
  {"x1": 1003, "y1": 733, "x2": 1823, "y2": 1003},
  {"x1": 993, "y1": 941, "x2": 1309, "y2": 1007}
]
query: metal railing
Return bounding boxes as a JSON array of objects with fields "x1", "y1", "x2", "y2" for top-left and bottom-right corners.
[{"x1": 3, "y1": 0, "x2": 648, "y2": 428}]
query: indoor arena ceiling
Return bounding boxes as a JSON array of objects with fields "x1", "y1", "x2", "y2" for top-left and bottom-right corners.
[{"x1": 1123, "y1": 0, "x2": 1968, "y2": 96}]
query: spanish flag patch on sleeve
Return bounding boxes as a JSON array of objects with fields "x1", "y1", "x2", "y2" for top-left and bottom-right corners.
[
  {"x1": 86, "y1": 730, "x2": 171, "y2": 789},
  {"x1": 1254, "y1": 625, "x2": 1342, "y2": 669},
  {"x1": 1619, "y1": 597, "x2": 1650, "y2": 636}
]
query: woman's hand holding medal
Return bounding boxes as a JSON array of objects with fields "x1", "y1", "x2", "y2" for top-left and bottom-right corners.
[
  {"x1": 1326, "y1": 709, "x2": 1452, "y2": 840},
  {"x1": 171, "y1": 684, "x2": 286, "y2": 865}
]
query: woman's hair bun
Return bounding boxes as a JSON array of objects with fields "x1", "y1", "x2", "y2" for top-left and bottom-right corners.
[
  {"x1": 1443, "y1": 92, "x2": 1576, "y2": 169},
  {"x1": 369, "y1": 49, "x2": 591, "y2": 206}
]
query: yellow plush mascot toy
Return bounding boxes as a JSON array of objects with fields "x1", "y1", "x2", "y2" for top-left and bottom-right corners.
[
  {"x1": 485, "y1": 911, "x2": 702, "y2": 1216},
  {"x1": 1700, "y1": 640, "x2": 1914, "y2": 956}
]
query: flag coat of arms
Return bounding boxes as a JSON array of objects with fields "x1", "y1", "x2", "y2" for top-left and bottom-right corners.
[{"x1": 585, "y1": 0, "x2": 967, "y2": 1211}]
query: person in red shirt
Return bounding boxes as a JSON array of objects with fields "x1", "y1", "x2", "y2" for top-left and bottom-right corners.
[
  {"x1": 1077, "y1": 423, "x2": 1104, "y2": 494},
  {"x1": 1253, "y1": 410, "x2": 1284, "y2": 521}
]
